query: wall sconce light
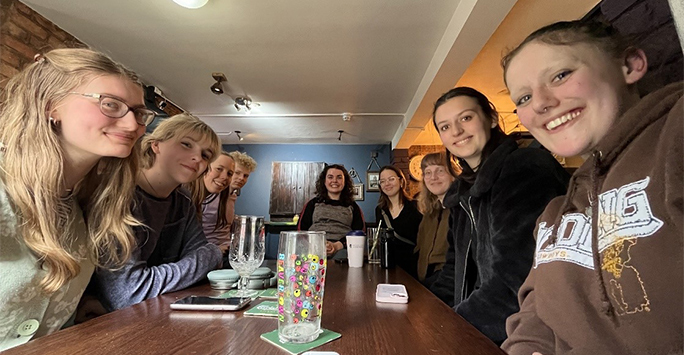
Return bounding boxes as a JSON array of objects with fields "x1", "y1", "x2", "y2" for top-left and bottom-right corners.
[
  {"x1": 337, "y1": 130, "x2": 344, "y2": 141},
  {"x1": 235, "y1": 130, "x2": 244, "y2": 141},
  {"x1": 173, "y1": 0, "x2": 209, "y2": 9}
]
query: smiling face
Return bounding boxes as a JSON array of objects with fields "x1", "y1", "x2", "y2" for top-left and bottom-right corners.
[
  {"x1": 422, "y1": 164, "x2": 454, "y2": 198},
  {"x1": 324, "y1": 168, "x2": 345, "y2": 197},
  {"x1": 434, "y1": 95, "x2": 497, "y2": 168},
  {"x1": 379, "y1": 169, "x2": 402, "y2": 198},
  {"x1": 505, "y1": 41, "x2": 645, "y2": 157},
  {"x1": 203, "y1": 154, "x2": 235, "y2": 194},
  {"x1": 152, "y1": 134, "x2": 214, "y2": 185},
  {"x1": 52, "y1": 75, "x2": 145, "y2": 162}
]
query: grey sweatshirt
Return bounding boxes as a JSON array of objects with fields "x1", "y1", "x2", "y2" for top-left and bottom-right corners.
[{"x1": 95, "y1": 187, "x2": 222, "y2": 311}]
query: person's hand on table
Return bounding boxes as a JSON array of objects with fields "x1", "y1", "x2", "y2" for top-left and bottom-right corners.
[{"x1": 326, "y1": 241, "x2": 344, "y2": 257}]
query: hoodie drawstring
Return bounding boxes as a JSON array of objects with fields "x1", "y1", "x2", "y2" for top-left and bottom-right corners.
[
  {"x1": 589, "y1": 150, "x2": 618, "y2": 324},
  {"x1": 548, "y1": 174, "x2": 579, "y2": 245}
]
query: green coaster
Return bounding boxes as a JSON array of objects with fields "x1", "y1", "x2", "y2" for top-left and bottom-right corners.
[
  {"x1": 244, "y1": 301, "x2": 278, "y2": 318},
  {"x1": 260, "y1": 328, "x2": 341, "y2": 355},
  {"x1": 259, "y1": 288, "x2": 278, "y2": 299},
  {"x1": 217, "y1": 289, "x2": 264, "y2": 300}
]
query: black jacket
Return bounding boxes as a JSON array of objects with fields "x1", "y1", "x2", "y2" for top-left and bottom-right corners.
[{"x1": 430, "y1": 138, "x2": 569, "y2": 344}]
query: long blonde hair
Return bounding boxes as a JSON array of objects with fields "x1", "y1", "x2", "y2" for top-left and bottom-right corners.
[
  {"x1": 0, "y1": 48, "x2": 142, "y2": 293},
  {"x1": 417, "y1": 151, "x2": 459, "y2": 215}
]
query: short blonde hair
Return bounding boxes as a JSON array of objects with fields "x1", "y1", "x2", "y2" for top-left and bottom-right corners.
[
  {"x1": 228, "y1": 151, "x2": 257, "y2": 172},
  {"x1": 140, "y1": 113, "x2": 220, "y2": 169}
]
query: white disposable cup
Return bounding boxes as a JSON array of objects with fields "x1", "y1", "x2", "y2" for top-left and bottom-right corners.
[{"x1": 346, "y1": 235, "x2": 365, "y2": 268}]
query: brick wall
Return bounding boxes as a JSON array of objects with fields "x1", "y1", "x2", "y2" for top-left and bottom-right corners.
[
  {"x1": 0, "y1": 0, "x2": 183, "y2": 116},
  {"x1": 0, "y1": 0, "x2": 84, "y2": 96}
]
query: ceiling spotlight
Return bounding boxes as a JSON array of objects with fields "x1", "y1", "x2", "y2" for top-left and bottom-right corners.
[
  {"x1": 173, "y1": 0, "x2": 209, "y2": 9},
  {"x1": 235, "y1": 130, "x2": 244, "y2": 141},
  {"x1": 210, "y1": 82, "x2": 223, "y2": 95},
  {"x1": 210, "y1": 72, "x2": 226, "y2": 95},
  {"x1": 342, "y1": 113, "x2": 352, "y2": 121},
  {"x1": 234, "y1": 96, "x2": 253, "y2": 114}
]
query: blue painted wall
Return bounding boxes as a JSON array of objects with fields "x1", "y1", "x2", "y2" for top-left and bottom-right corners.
[{"x1": 222, "y1": 143, "x2": 391, "y2": 224}]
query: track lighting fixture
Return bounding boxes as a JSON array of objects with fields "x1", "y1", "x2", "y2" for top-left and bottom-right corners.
[
  {"x1": 235, "y1": 130, "x2": 244, "y2": 141},
  {"x1": 210, "y1": 72, "x2": 226, "y2": 95},
  {"x1": 234, "y1": 96, "x2": 253, "y2": 114}
]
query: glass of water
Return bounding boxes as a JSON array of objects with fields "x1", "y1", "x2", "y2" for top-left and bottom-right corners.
[
  {"x1": 277, "y1": 231, "x2": 327, "y2": 343},
  {"x1": 228, "y1": 215, "x2": 265, "y2": 298}
]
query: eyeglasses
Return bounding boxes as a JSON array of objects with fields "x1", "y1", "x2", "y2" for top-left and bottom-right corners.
[
  {"x1": 378, "y1": 176, "x2": 399, "y2": 186},
  {"x1": 423, "y1": 167, "x2": 448, "y2": 179},
  {"x1": 70, "y1": 92, "x2": 156, "y2": 126}
]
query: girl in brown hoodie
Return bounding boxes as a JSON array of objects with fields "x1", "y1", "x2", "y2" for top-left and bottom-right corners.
[{"x1": 502, "y1": 20, "x2": 682, "y2": 354}]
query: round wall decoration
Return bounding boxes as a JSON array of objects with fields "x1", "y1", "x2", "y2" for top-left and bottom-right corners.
[{"x1": 408, "y1": 154, "x2": 425, "y2": 180}]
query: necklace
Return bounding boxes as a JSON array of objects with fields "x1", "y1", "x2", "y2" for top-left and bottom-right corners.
[{"x1": 141, "y1": 171, "x2": 162, "y2": 197}]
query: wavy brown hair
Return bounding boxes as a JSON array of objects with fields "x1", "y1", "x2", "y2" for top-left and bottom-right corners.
[
  {"x1": 314, "y1": 164, "x2": 354, "y2": 204},
  {"x1": 0, "y1": 48, "x2": 142, "y2": 293}
]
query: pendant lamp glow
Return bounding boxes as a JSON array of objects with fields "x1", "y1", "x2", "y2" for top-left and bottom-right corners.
[{"x1": 173, "y1": 0, "x2": 208, "y2": 9}]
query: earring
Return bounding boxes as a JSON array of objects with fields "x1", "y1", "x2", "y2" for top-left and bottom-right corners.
[{"x1": 49, "y1": 116, "x2": 60, "y2": 128}]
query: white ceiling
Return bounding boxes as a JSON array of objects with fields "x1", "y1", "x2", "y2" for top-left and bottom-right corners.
[
  {"x1": 21, "y1": 0, "x2": 516, "y2": 145},
  {"x1": 22, "y1": 0, "x2": 596, "y2": 146}
]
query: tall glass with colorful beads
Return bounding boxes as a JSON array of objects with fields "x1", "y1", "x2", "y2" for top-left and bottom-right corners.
[{"x1": 277, "y1": 231, "x2": 327, "y2": 343}]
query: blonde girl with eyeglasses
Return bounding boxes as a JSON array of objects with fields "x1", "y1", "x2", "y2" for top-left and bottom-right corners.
[{"x1": 0, "y1": 48, "x2": 152, "y2": 350}]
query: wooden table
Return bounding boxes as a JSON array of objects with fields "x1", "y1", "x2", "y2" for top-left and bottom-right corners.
[{"x1": 6, "y1": 263, "x2": 505, "y2": 355}]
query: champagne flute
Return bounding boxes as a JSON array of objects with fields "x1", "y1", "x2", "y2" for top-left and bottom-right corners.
[{"x1": 228, "y1": 215, "x2": 265, "y2": 298}]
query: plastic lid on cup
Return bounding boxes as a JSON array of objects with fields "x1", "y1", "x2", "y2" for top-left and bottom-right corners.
[{"x1": 346, "y1": 230, "x2": 366, "y2": 236}]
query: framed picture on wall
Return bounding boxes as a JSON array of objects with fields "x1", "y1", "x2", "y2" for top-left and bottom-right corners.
[
  {"x1": 352, "y1": 183, "x2": 364, "y2": 201},
  {"x1": 366, "y1": 171, "x2": 380, "y2": 192}
]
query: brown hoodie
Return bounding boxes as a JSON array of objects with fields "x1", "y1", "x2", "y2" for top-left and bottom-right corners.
[{"x1": 503, "y1": 82, "x2": 683, "y2": 355}]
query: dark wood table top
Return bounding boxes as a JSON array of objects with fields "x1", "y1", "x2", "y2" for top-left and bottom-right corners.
[{"x1": 6, "y1": 263, "x2": 505, "y2": 355}]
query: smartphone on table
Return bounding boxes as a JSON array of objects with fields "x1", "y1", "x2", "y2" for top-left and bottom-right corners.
[{"x1": 170, "y1": 296, "x2": 250, "y2": 311}]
